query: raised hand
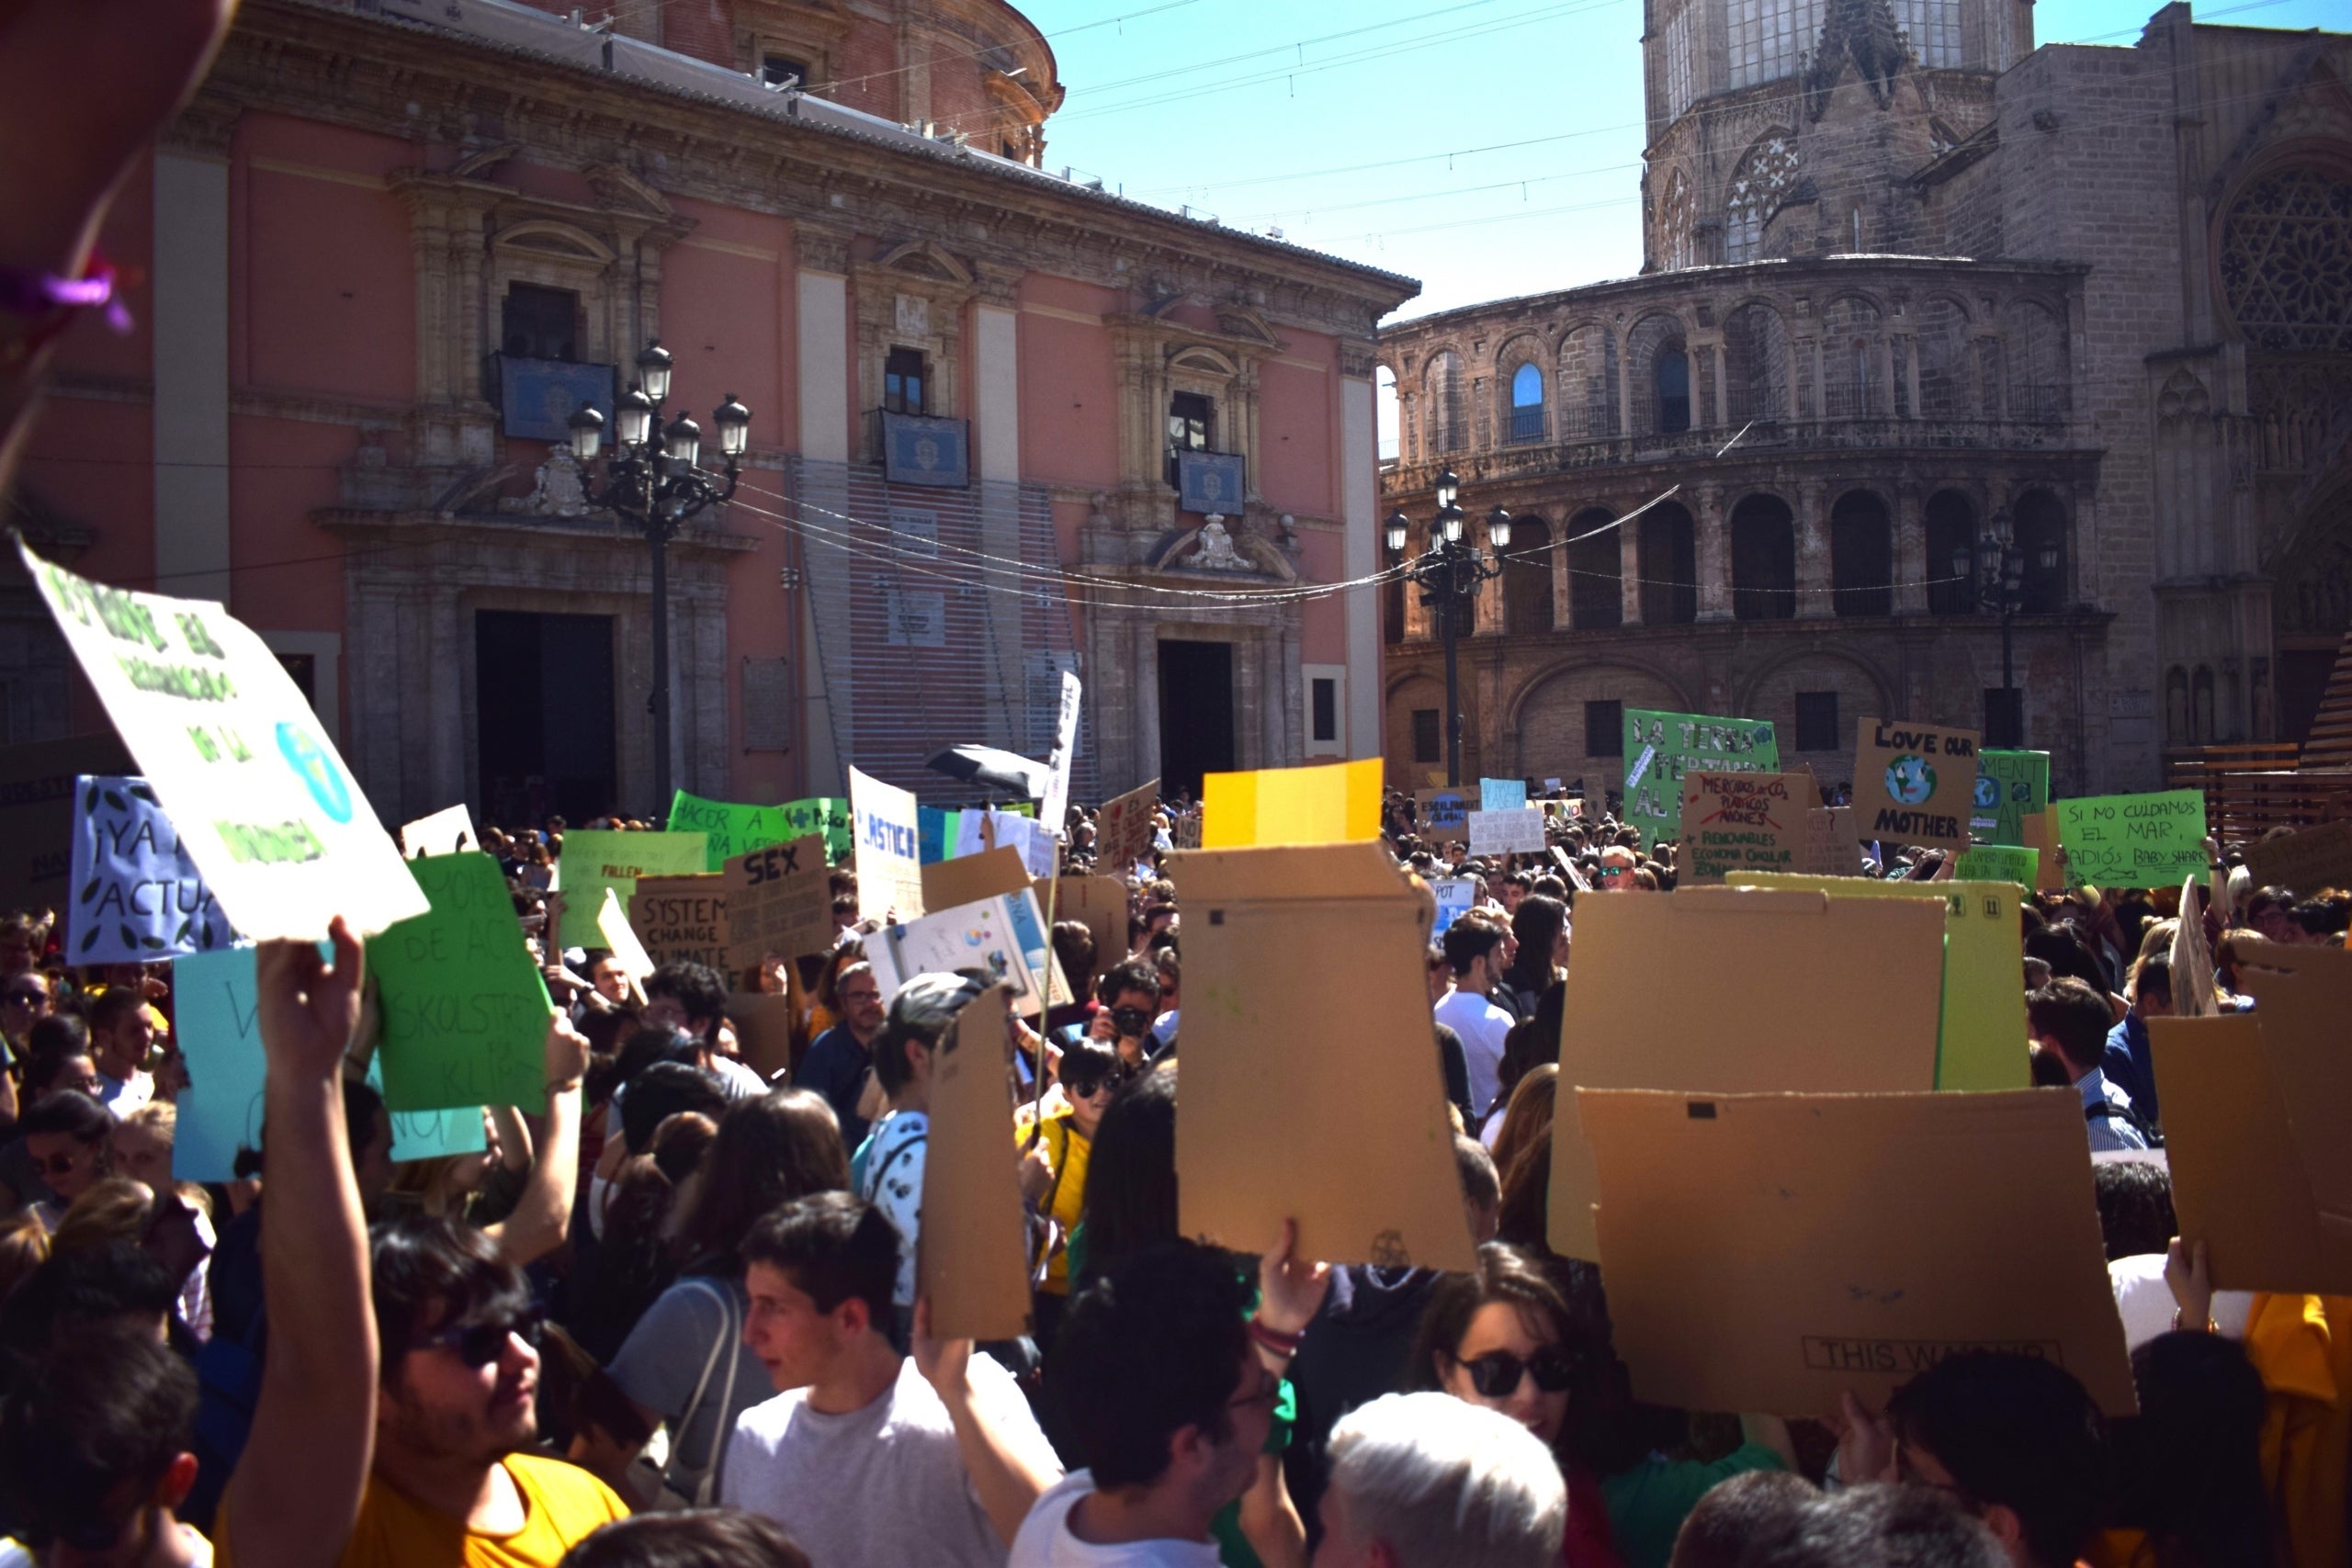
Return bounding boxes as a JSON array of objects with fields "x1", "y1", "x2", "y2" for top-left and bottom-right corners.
[{"x1": 255, "y1": 917, "x2": 365, "y2": 1085}]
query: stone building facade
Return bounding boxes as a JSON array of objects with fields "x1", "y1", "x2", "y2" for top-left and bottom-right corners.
[
  {"x1": 8, "y1": 0, "x2": 1416, "y2": 824},
  {"x1": 1378, "y1": 0, "x2": 2352, "y2": 798}
]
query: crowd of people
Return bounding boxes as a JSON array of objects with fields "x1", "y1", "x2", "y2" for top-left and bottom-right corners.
[{"x1": 0, "y1": 782, "x2": 2346, "y2": 1568}]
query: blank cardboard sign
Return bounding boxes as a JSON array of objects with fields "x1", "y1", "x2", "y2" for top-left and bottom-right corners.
[
  {"x1": 1582, "y1": 1088, "x2": 2137, "y2": 1417},
  {"x1": 1169, "y1": 842, "x2": 1477, "y2": 1272},
  {"x1": 1549, "y1": 889, "x2": 1945, "y2": 1259},
  {"x1": 919, "y1": 986, "x2": 1035, "y2": 1342},
  {"x1": 922, "y1": 846, "x2": 1033, "y2": 913},
  {"x1": 1037, "y1": 875, "x2": 1133, "y2": 987}
]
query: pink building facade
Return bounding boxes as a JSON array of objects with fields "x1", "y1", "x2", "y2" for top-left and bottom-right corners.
[{"x1": 11, "y1": 0, "x2": 1416, "y2": 823}]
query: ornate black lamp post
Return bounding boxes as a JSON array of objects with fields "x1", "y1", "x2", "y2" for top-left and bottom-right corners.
[
  {"x1": 1953, "y1": 505, "x2": 2057, "y2": 750},
  {"x1": 1386, "y1": 468, "x2": 1511, "y2": 787}
]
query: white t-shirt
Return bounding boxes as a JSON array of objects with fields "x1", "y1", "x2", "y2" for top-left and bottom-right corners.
[
  {"x1": 723, "y1": 1355, "x2": 1058, "y2": 1568},
  {"x1": 1433, "y1": 987, "x2": 1514, "y2": 1118},
  {"x1": 857, "y1": 1110, "x2": 931, "y2": 1308},
  {"x1": 709, "y1": 1054, "x2": 769, "y2": 1099},
  {"x1": 96, "y1": 1066, "x2": 153, "y2": 1116},
  {"x1": 1008, "y1": 1472, "x2": 1222, "y2": 1568},
  {"x1": 2107, "y1": 1252, "x2": 2254, "y2": 1350}
]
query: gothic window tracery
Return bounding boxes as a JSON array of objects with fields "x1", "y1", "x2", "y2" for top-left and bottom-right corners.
[
  {"x1": 1726, "y1": 132, "x2": 1799, "y2": 264},
  {"x1": 2219, "y1": 164, "x2": 2352, "y2": 354},
  {"x1": 1660, "y1": 166, "x2": 1695, "y2": 270},
  {"x1": 1728, "y1": 0, "x2": 1823, "y2": 87},
  {"x1": 1892, "y1": 0, "x2": 1960, "y2": 68}
]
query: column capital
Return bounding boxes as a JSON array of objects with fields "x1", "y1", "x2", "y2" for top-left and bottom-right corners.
[{"x1": 794, "y1": 220, "x2": 854, "y2": 275}]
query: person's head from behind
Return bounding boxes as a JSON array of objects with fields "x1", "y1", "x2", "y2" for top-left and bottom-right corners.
[
  {"x1": 369, "y1": 1214, "x2": 544, "y2": 1470},
  {"x1": 85, "y1": 989, "x2": 153, "y2": 1085},
  {"x1": 558, "y1": 1508, "x2": 813, "y2": 1568},
  {"x1": 1664, "y1": 1468, "x2": 1817, "y2": 1568},
  {"x1": 2127, "y1": 953, "x2": 2173, "y2": 1019},
  {"x1": 1509, "y1": 895, "x2": 1567, "y2": 976},
  {"x1": 2091, "y1": 1156, "x2": 2176, "y2": 1260},
  {"x1": 1074, "y1": 1063, "x2": 1179, "y2": 1278},
  {"x1": 1732, "y1": 1484, "x2": 2006, "y2": 1568},
  {"x1": 1046, "y1": 1240, "x2": 1264, "y2": 1521},
  {"x1": 673, "y1": 1089, "x2": 848, "y2": 1271},
  {"x1": 2022, "y1": 978, "x2": 2110, "y2": 1082},
  {"x1": 1312, "y1": 1392, "x2": 1564, "y2": 1568},
  {"x1": 1443, "y1": 919, "x2": 1507, "y2": 998},
  {"x1": 0, "y1": 1244, "x2": 177, "y2": 1359},
  {"x1": 737, "y1": 1191, "x2": 898, "y2": 1391},
  {"x1": 22, "y1": 1090, "x2": 115, "y2": 1204},
  {"x1": 0, "y1": 1323, "x2": 201, "y2": 1562},
  {"x1": 2108, "y1": 1331, "x2": 2267, "y2": 1568},
  {"x1": 1884, "y1": 1352, "x2": 2108, "y2": 1568},
  {"x1": 1097, "y1": 958, "x2": 1163, "y2": 1047},
  {"x1": 1454, "y1": 1134, "x2": 1500, "y2": 1245},
  {"x1": 872, "y1": 972, "x2": 985, "y2": 1103},
  {"x1": 619, "y1": 1061, "x2": 728, "y2": 1156},
  {"x1": 1408, "y1": 1241, "x2": 1596, "y2": 1448},
  {"x1": 643, "y1": 961, "x2": 728, "y2": 1044}
]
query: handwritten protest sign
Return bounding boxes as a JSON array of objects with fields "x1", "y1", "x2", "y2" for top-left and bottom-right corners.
[
  {"x1": 1203, "y1": 758, "x2": 1382, "y2": 848},
  {"x1": 2054, "y1": 790, "x2": 2208, "y2": 888},
  {"x1": 1851, "y1": 716, "x2": 1981, "y2": 852},
  {"x1": 723, "y1": 835, "x2": 833, "y2": 966},
  {"x1": 1956, "y1": 844, "x2": 2039, "y2": 886},
  {"x1": 66, "y1": 776, "x2": 234, "y2": 962},
  {"x1": 626, "y1": 874, "x2": 729, "y2": 972},
  {"x1": 595, "y1": 886, "x2": 655, "y2": 979},
  {"x1": 778, "y1": 797, "x2": 853, "y2": 863},
  {"x1": 852, "y1": 767, "x2": 925, "y2": 922},
  {"x1": 1622, "y1": 709, "x2": 1779, "y2": 845},
  {"x1": 399, "y1": 803, "x2": 478, "y2": 858},
  {"x1": 1677, "y1": 771, "x2": 1808, "y2": 884},
  {"x1": 1465, "y1": 807, "x2": 1544, "y2": 857},
  {"x1": 668, "y1": 789, "x2": 797, "y2": 870},
  {"x1": 17, "y1": 539, "x2": 426, "y2": 939},
  {"x1": 173, "y1": 945, "x2": 484, "y2": 1182},
  {"x1": 1095, "y1": 778, "x2": 1160, "y2": 873},
  {"x1": 2246, "y1": 820, "x2": 2352, "y2": 895},
  {"x1": 1479, "y1": 777, "x2": 1527, "y2": 812},
  {"x1": 1431, "y1": 877, "x2": 1477, "y2": 934},
  {"x1": 1803, "y1": 807, "x2": 1854, "y2": 875},
  {"x1": 1413, "y1": 786, "x2": 1471, "y2": 838},
  {"x1": 555, "y1": 829, "x2": 708, "y2": 948},
  {"x1": 370, "y1": 852, "x2": 553, "y2": 1114},
  {"x1": 1972, "y1": 750, "x2": 2049, "y2": 846}
]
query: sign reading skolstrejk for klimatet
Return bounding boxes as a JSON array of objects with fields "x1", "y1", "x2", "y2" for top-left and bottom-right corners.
[{"x1": 17, "y1": 538, "x2": 428, "y2": 940}]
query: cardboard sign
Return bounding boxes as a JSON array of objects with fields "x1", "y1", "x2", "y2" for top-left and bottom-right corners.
[
  {"x1": 1035, "y1": 875, "x2": 1129, "y2": 987},
  {"x1": 1038, "y1": 669, "x2": 1083, "y2": 833},
  {"x1": 1466, "y1": 807, "x2": 1545, "y2": 857},
  {"x1": 1479, "y1": 777, "x2": 1528, "y2": 812},
  {"x1": 1431, "y1": 877, "x2": 1478, "y2": 934},
  {"x1": 1095, "y1": 778, "x2": 1160, "y2": 874},
  {"x1": 727, "y1": 990, "x2": 797, "y2": 1084},
  {"x1": 65, "y1": 776, "x2": 235, "y2": 962},
  {"x1": 555, "y1": 830, "x2": 709, "y2": 948},
  {"x1": 1413, "y1": 787, "x2": 1471, "y2": 838},
  {"x1": 1973, "y1": 750, "x2": 2050, "y2": 846},
  {"x1": 0, "y1": 730, "x2": 135, "y2": 914},
  {"x1": 1956, "y1": 845, "x2": 2039, "y2": 886},
  {"x1": 1170, "y1": 807, "x2": 1204, "y2": 850},
  {"x1": 723, "y1": 835, "x2": 833, "y2": 966},
  {"x1": 1203, "y1": 758, "x2": 1382, "y2": 849},
  {"x1": 595, "y1": 886, "x2": 655, "y2": 979},
  {"x1": 920, "y1": 986, "x2": 1034, "y2": 1340},
  {"x1": 1169, "y1": 842, "x2": 1479, "y2": 1271},
  {"x1": 173, "y1": 944, "x2": 482, "y2": 1182},
  {"x1": 668, "y1": 789, "x2": 798, "y2": 870},
  {"x1": 370, "y1": 852, "x2": 554, "y2": 1114},
  {"x1": 2053, "y1": 790, "x2": 2208, "y2": 889},
  {"x1": 1582, "y1": 1088, "x2": 2137, "y2": 1417},
  {"x1": 1803, "y1": 808, "x2": 1850, "y2": 876},
  {"x1": 2245, "y1": 820, "x2": 2352, "y2": 896},
  {"x1": 851, "y1": 767, "x2": 925, "y2": 921},
  {"x1": 922, "y1": 846, "x2": 1034, "y2": 914},
  {"x1": 865, "y1": 891, "x2": 1060, "y2": 1018},
  {"x1": 625, "y1": 874, "x2": 729, "y2": 972},
  {"x1": 1622, "y1": 709, "x2": 1780, "y2": 846},
  {"x1": 1677, "y1": 771, "x2": 1809, "y2": 885},
  {"x1": 1851, "y1": 716, "x2": 1981, "y2": 852},
  {"x1": 2019, "y1": 811, "x2": 2066, "y2": 891},
  {"x1": 18, "y1": 540, "x2": 427, "y2": 939},
  {"x1": 399, "y1": 803, "x2": 479, "y2": 858},
  {"x1": 1729, "y1": 874, "x2": 2030, "y2": 1094},
  {"x1": 1547, "y1": 889, "x2": 1945, "y2": 1259},
  {"x1": 1549, "y1": 846, "x2": 1592, "y2": 893}
]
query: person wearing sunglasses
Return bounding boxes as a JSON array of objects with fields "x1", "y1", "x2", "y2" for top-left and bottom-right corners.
[
  {"x1": 2, "y1": 971, "x2": 51, "y2": 1054},
  {"x1": 1016, "y1": 1038, "x2": 1124, "y2": 1347},
  {"x1": 1407, "y1": 1243, "x2": 1625, "y2": 1568},
  {"x1": 18, "y1": 1089, "x2": 115, "y2": 1232}
]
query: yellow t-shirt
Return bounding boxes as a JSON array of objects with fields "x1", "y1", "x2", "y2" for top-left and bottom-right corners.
[
  {"x1": 220, "y1": 1454, "x2": 629, "y2": 1568},
  {"x1": 1017, "y1": 1112, "x2": 1091, "y2": 1293}
]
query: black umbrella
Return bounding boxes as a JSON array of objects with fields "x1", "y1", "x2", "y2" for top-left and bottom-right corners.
[{"x1": 924, "y1": 744, "x2": 1051, "y2": 801}]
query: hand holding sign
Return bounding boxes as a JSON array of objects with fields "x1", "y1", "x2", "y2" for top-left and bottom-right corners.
[{"x1": 369, "y1": 852, "x2": 555, "y2": 1114}]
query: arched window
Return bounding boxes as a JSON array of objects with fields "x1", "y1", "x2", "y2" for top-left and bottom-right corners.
[
  {"x1": 2193, "y1": 666, "x2": 2217, "y2": 744},
  {"x1": 1428, "y1": 350, "x2": 1467, "y2": 453},
  {"x1": 1656, "y1": 348, "x2": 1690, "y2": 434},
  {"x1": 1506, "y1": 516, "x2": 1556, "y2": 634},
  {"x1": 1820, "y1": 297, "x2": 1882, "y2": 417},
  {"x1": 1560, "y1": 326, "x2": 1620, "y2": 439},
  {"x1": 2000, "y1": 300, "x2": 2068, "y2": 422},
  {"x1": 1628, "y1": 315, "x2": 1689, "y2": 437},
  {"x1": 1640, "y1": 503, "x2": 1699, "y2": 625},
  {"x1": 1725, "y1": 130, "x2": 1799, "y2": 263},
  {"x1": 2165, "y1": 667, "x2": 2190, "y2": 745},
  {"x1": 1732, "y1": 494, "x2": 1797, "y2": 620},
  {"x1": 1509, "y1": 362, "x2": 1546, "y2": 445},
  {"x1": 1831, "y1": 491, "x2": 1894, "y2": 617},
  {"x1": 1914, "y1": 296, "x2": 1971, "y2": 417},
  {"x1": 1567, "y1": 509, "x2": 1621, "y2": 631},
  {"x1": 1723, "y1": 301, "x2": 1791, "y2": 421},
  {"x1": 2011, "y1": 489, "x2": 2067, "y2": 613},
  {"x1": 2218, "y1": 164, "x2": 2352, "y2": 354},
  {"x1": 1925, "y1": 490, "x2": 1976, "y2": 615}
]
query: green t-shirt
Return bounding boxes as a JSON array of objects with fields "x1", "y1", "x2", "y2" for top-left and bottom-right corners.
[{"x1": 1600, "y1": 1441, "x2": 1787, "y2": 1568}]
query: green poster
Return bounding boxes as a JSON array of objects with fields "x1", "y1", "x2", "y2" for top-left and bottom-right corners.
[
  {"x1": 1971, "y1": 750, "x2": 2050, "y2": 846},
  {"x1": 777, "y1": 797, "x2": 853, "y2": 863},
  {"x1": 555, "y1": 829, "x2": 709, "y2": 947},
  {"x1": 670, "y1": 789, "x2": 797, "y2": 871},
  {"x1": 1955, "y1": 844, "x2": 2039, "y2": 886},
  {"x1": 370, "y1": 852, "x2": 553, "y2": 1114},
  {"x1": 2053, "y1": 790, "x2": 2208, "y2": 889},
  {"x1": 1621, "y1": 708, "x2": 1779, "y2": 845},
  {"x1": 1730, "y1": 872, "x2": 2029, "y2": 1092}
]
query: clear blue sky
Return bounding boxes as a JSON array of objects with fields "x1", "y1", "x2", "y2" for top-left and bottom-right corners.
[{"x1": 1019, "y1": 0, "x2": 2342, "y2": 323}]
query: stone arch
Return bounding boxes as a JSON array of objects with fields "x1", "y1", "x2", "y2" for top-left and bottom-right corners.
[
  {"x1": 1830, "y1": 489, "x2": 1894, "y2": 617},
  {"x1": 1730, "y1": 491, "x2": 1797, "y2": 620},
  {"x1": 1170, "y1": 344, "x2": 1243, "y2": 379},
  {"x1": 1566, "y1": 506, "x2": 1622, "y2": 631},
  {"x1": 1734, "y1": 645, "x2": 1898, "y2": 768},
  {"x1": 1508, "y1": 658, "x2": 1694, "y2": 781},
  {"x1": 1722, "y1": 299, "x2": 1792, "y2": 422},
  {"x1": 1999, "y1": 299, "x2": 2070, "y2": 421},
  {"x1": 492, "y1": 220, "x2": 617, "y2": 265},
  {"x1": 1818, "y1": 294, "x2": 1884, "y2": 417},
  {"x1": 1497, "y1": 332, "x2": 1549, "y2": 445},
  {"x1": 1557, "y1": 323, "x2": 1621, "y2": 440},
  {"x1": 1639, "y1": 501, "x2": 1700, "y2": 625},
  {"x1": 1504, "y1": 513, "x2": 1556, "y2": 633},
  {"x1": 1426, "y1": 347, "x2": 1469, "y2": 454},
  {"x1": 1912, "y1": 292, "x2": 1973, "y2": 417},
  {"x1": 1627, "y1": 311, "x2": 1690, "y2": 436}
]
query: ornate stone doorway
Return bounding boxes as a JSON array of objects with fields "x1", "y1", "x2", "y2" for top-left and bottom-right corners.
[
  {"x1": 1158, "y1": 639, "x2": 1236, "y2": 799},
  {"x1": 474, "y1": 610, "x2": 617, "y2": 824}
]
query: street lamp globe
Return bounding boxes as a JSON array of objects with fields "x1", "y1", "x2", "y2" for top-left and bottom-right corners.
[
  {"x1": 616, "y1": 384, "x2": 655, "y2": 448},
  {"x1": 1384, "y1": 511, "x2": 1410, "y2": 556},
  {"x1": 663, "y1": 412, "x2": 702, "y2": 467},
  {"x1": 1439, "y1": 502, "x2": 1465, "y2": 546},
  {"x1": 567, "y1": 401, "x2": 605, "y2": 463},
  {"x1": 2036, "y1": 542, "x2": 2059, "y2": 572},
  {"x1": 1951, "y1": 543, "x2": 1973, "y2": 583},
  {"x1": 635, "y1": 339, "x2": 674, "y2": 403},
  {"x1": 714, "y1": 394, "x2": 752, "y2": 457},
  {"x1": 1486, "y1": 505, "x2": 1513, "y2": 551},
  {"x1": 1434, "y1": 468, "x2": 1461, "y2": 511}
]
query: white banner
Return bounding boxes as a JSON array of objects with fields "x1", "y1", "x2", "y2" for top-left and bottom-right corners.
[
  {"x1": 850, "y1": 766, "x2": 925, "y2": 922},
  {"x1": 1038, "y1": 669, "x2": 1082, "y2": 833},
  {"x1": 399, "y1": 802, "x2": 479, "y2": 858},
  {"x1": 1466, "y1": 807, "x2": 1546, "y2": 856}
]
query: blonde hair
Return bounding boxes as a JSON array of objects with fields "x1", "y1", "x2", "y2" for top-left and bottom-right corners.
[
  {"x1": 0, "y1": 1210, "x2": 50, "y2": 1306},
  {"x1": 123, "y1": 1100, "x2": 176, "y2": 1141},
  {"x1": 50, "y1": 1177, "x2": 156, "y2": 1257}
]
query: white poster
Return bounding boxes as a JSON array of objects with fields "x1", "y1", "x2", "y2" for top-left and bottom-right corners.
[
  {"x1": 399, "y1": 802, "x2": 479, "y2": 858},
  {"x1": 864, "y1": 890, "x2": 1061, "y2": 1018},
  {"x1": 850, "y1": 765, "x2": 926, "y2": 922},
  {"x1": 1038, "y1": 669, "x2": 1083, "y2": 833},
  {"x1": 66, "y1": 775, "x2": 237, "y2": 963},
  {"x1": 18, "y1": 540, "x2": 427, "y2": 939},
  {"x1": 1466, "y1": 807, "x2": 1547, "y2": 856}
]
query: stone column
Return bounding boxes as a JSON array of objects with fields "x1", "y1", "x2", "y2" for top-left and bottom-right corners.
[
  {"x1": 154, "y1": 123, "x2": 234, "y2": 604},
  {"x1": 1135, "y1": 623, "x2": 1160, "y2": 784},
  {"x1": 426, "y1": 588, "x2": 468, "y2": 813},
  {"x1": 1619, "y1": 513, "x2": 1645, "y2": 626},
  {"x1": 973, "y1": 272, "x2": 1023, "y2": 750},
  {"x1": 1795, "y1": 481, "x2": 1831, "y2": 619},
  {"x1": 1616, "y1": 326, "x2": 1635, "y2": 437},
  {"x1": 1710, "y1": 341, "x2": 1729, "y2": 428},
  {"x1": 796, "y1": 224, "x2": 854, "y2": 791},
  {"x1": 1894, "y1": 484, "x2": 1928, "y2": 615},
  {"x1": 1697, "y1": 487, "x2": 1731, "y2": 622},
  {"x1": 1339, "y1": 345, "x2": 1382, "y2": 759}
]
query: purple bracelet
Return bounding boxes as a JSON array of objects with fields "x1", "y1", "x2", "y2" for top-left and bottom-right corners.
[{"x1": 0, "y1": 258, "x2": 132, "y2": 334}]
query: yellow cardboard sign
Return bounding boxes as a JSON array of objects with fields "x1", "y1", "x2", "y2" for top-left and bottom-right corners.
[{"x1": 1202, "y1": 757, "x2": 1382, "y2": 848}]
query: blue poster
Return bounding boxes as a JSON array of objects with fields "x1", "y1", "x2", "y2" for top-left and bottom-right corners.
[
  {"x1": 1480, "y1": 778, "x2": 1528, "y2": 813},
  {"x1": 67, "y1": 775, "x2": 235, "y2": 964}
]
